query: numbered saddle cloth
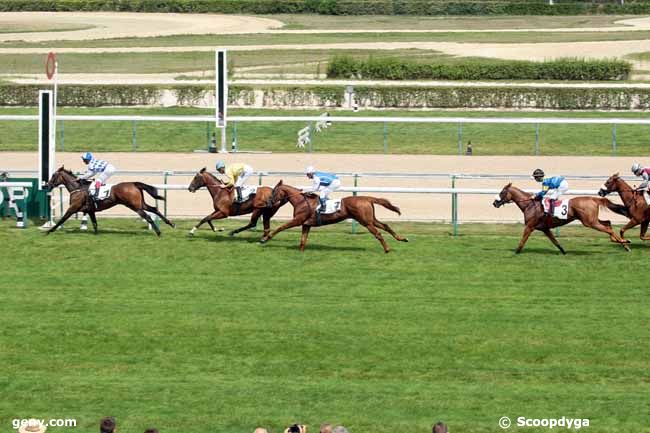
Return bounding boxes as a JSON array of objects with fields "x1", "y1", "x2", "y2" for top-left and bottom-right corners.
[
  {"x1": 88, "y1": 184, "x2": 112, "y2": 201},
  {"x1": 237, "y1": 186, "x2": 258, "y2": 202},
  {"x1": 320, "y1": 199, "x2": 342, "y2": 214},
  {"x1": 543, "y1": 198, "x2": 569, "y2": 219}
]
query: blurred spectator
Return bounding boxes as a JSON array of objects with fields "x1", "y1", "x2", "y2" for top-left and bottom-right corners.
[
  {"x1": 100, "y1": 417, "x2": 116, "y2": 433},
  {"x1": 284, "y1": 424, "x2": 307, "y2": 433},
  {"x1": 333, "y1": 427, "x2": 349, "y2": 433},
  {"x1": 320, "y1": 424, "x2": 332, "y2": 433},
  {"x1": 433, "y1": 421, "x2": 448, "y2": 433}
]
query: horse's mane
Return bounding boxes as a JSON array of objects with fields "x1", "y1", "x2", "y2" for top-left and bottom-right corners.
[
  {"x1": 60, "y1": 167, "x2": 75, "y2": 177},
  {"x1": 199, "y1": 167, "x2": 223, "y2": 185}
]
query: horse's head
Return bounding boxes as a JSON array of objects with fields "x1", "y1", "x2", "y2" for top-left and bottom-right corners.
[
  {"x1": 598, "y1": 173, "x2": 621, "y2": 197},
  {"x1": 270, "y1": 180, "x2": 287, "y2": 206},
  {"x1": 188, "y1": 168, "x2": 208, "y2": 193},
  {"x1": 493, "y1": 183, "x2": 513, "y2": 208},
  {"x1": 46, "y1": 166, "x2": 73, "y2": 190},
  {"x1": 0, "y1": 171, "x2": 8, "y2": 182}
]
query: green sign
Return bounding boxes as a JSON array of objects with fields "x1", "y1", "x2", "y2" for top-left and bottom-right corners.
[{"x1": 0, "y1": 177, "x2": 49, "y2": 219}]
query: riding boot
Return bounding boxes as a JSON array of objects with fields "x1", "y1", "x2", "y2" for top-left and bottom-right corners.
[
  {"x1": 236, "y1": 186, "x2": 242, "y2": 202},
  {"x1": 319, "y1": 197, "x2": 327, "y2": 213}
]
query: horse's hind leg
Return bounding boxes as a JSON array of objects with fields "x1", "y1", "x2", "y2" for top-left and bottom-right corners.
[
  {"x1": 144, "y1": 203, "x2": 175, "y2": 228},
  {"x1": 229, "y1": 208, "x2": 261, "y2": 237},
  {"x1": 542, "y1": 228, "x2": 566, "y2": 255},
  {"x1": 136, "y1": 209, "x2": 161, "y2": 236},
  {"x1": 583, "y1": 219, "x2": 630, "y2": 251},
  {"x1": 299, "y1": 225, "x2": 311, "y2": 252},
  {"x1": 373, "y1": 219, "x2": 408, "y2": 242},
  {"x1": 639, "y1": 220, "x2": 650, "y2": 240},
  {"x1": 363, "y1": 223, "x2": 390, "y2": 253}
]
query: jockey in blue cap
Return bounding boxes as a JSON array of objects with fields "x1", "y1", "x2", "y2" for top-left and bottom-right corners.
[{"x1": 79, "y1": 152, "x2": 116, "y2": 200}]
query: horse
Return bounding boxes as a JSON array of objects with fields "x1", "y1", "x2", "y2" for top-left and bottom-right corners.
[
  {"x1": 260, "y1": 181, "x2": 409, "y2": 253},
  {"x1": 187, "y1": 168, "x2": 285, "y2": 238},
  {"x1": 598, "y1": 173, "x2": 650, "y2": 241},
  {"x1": 45, "y1": 166, "x2": 175, "y2": 236},
  {"x1": 492, "y1": 183, "x2": 630, "y2": 254}
]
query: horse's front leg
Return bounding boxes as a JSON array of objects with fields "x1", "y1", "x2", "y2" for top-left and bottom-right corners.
[
  {"x1": 189, "y1": 211, "x2": 225, "y2": 236},
  {"x1": 46, "y1": 207, "x2": 79, "y2": 234},
  {"x1": 620, "y1": 219, "x2": 640, "y2": 242},
  {"x1": 515, "y1": 225, "x2": 535, "y2": 254},
  {"x1": 88, "y1": 212, "x2": 98, "y2": 234},
  {"x1": 259, "y1": 218, "x2": 303, "y2": 244}
]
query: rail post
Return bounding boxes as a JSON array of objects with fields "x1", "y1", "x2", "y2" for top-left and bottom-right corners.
[
  {"x1": 534, "y1": 123, "x2": 540, "y2": 156},
  {"x1": 205, "y1": 121, "x2": 210, "y2": 151},
  {"x1": 451, "y1": 175, "x2": 458, "y2": 236},
  {"x1": 351, "y1": 174, "x2": 359, "y2": 234},
  {"x1": 163, "y1": 171, "x2": 170, "y2": 217},
  {"x1": 59, "y1": 119, "x2": 64, "y2": 152},
  {"x1": 258, "y1": 172, "x2": 263, "y2": 186},
  {"x1": 383, "y1": 121, "x2": 388, "y2": 154},
  {"x1": 457, "y1": 122, "x2": 463, "y2": 155},
  {"x1": 131, "y1": 120, "x2": 137, "y2": 151},
  {"x1": 232, "y1": 121, "x2": 238, "y2": 152},
  {"x1": 308, "y1": 123, "x2": 313, "y2": 153},
  {"x1": 612, "y1": 123, "x2": 618, "y2": 155}
]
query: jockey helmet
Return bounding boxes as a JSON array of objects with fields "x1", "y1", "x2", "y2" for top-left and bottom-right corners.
[
  {"x1": 305, "y1": 166, "x2": 315, "y2": 174},
  {"x1": 215, "y1": 161, "x2": 225, "y2": 170},
  {"x1": 532, "y1": 168, "x2": 545, "y2": 180},
  {"x1": 81, "y1": 152, "x2": 93, "y2": 161},
  {"x1": 632, "y1": 162, "x2": 642, "y2": 175}
]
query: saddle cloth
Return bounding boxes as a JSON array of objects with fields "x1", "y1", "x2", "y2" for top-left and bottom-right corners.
[
  {"x1": 236, "y1": 186, "x2": 257, "y2": 202},
  {"x1": 543, "y1": 198, "x2": 570, "y2": 219},
  {"x1": 88, "y1": 184, "x2": 112, "y2": 201},
  {"x1": 320, "y1": 199, "x2": 342, "y2": 214}
]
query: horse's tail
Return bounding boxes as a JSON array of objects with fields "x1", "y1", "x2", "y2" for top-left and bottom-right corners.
[
  {"x1": 371, "y1": 197, "x2": 401, "y2": 216},
  {"x1": 598, "y1": 197, "x2": 629, "y2": 218},
  {"x1": 134, "y1": 182, "x2": 165, "y2": 201}
]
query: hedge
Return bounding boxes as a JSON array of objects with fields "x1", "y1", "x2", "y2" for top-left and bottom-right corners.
[
  {"x1": 326, "y1": 56, "x2": 632, "y2": 81},
  {"x1": 3, "y1": 83, "x2": 650, "y2": 110},
  {"x1": 4, "y1": 0, "x2": 650, "y2": 15}
]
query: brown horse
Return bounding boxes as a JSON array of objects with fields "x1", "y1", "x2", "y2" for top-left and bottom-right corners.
[
  {"x1": 493, "y1": 183, "x2": 630, "y2": 254},
  {"x1": 45, "y1": 166, "x2": 175, "y2": 236},
  {"x1": 260, "y1": 181, "x2": 408, "y2": 253},
  {"x1": 187, "y1": 168, "x2": 285, "y2": 238},
  {"x1": 598, "y1": 173, "x2": 650, "y2": 241}
]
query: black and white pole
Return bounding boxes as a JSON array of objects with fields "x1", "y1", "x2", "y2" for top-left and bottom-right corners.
[
  {"x1": 215, "y1": 49, "x2": 228, "y2": 153},
  {"x1": 38, "y1": 90, "x2": 55, "y2": 229}
]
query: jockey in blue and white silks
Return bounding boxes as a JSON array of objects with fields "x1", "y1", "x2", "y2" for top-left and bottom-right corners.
[
  {"x1": 532, "y1": 168, "x2": 568, "y2": 215},
  {"x1": 302, "y1": 166, "x2": 341, "y2": 212},
  {"x1": 79, "y1": 152, "x2": 116, "y2": 198}
]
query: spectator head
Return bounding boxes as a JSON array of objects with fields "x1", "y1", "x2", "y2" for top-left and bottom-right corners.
[
  {"x1": 100, "y1": 417, "x2": 116, "y2": 433},
  {"x1": 332, "y1": 427, "x2": 349, "y2": 433},
  {"x1": 253, "y1": 428, "x2": 268, "y2": 433},
  {"x1": 320, "y1": 424, "x2": 332, "y2": 433},
  {"x1": 284, "y1": 424, "x2": 307, "y2": 433},
  {"x1": 433, "y1": 422, "x2": 448, "y2": 433},
  {"x1": 144, "y1": 429, "x2": 159, "y2": 433}
]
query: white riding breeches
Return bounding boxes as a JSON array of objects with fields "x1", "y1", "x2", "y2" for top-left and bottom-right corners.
[
  {"x1": 544, "y1": 180, "x2": 569, "y2": 200},
  {"x1": 317, "y1": 178, "x2": 341, "y2": 200},
  {"x1": 97, "y1": 164, "x2": 116, "y2": 185},
  {"x1": 234, "y1": 165, "x2": 253, "y2": 188}
]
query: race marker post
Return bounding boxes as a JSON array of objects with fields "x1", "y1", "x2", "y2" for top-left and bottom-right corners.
[{"x1": 215, "y1": 49, "x2": 228, "y2": 153}]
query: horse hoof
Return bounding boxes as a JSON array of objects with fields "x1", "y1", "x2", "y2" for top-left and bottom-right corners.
[
  {"x1": 402, "y1": 238, "x2": 409, "y2": 242},
  {"x1": 259, "y1": 238, "x2": 267, "y2": 244},
  {"x1": 218, "y1": 227, "x2": 225, "y2": 232},
  {"x1": 187, "y1": 232, "x2": 194, "y2": 237},
  {"x1": 228, "y1": 232, "x2": 235, "y2": 237},
  {"x1": 171, "y1": 223, "x2": 176, "y2": 229}
]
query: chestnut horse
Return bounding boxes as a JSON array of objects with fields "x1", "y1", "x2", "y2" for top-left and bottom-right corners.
[
  {"x1": 598, "y1": 173, "x2": 650, "y2": 241},
  {"x1": 260, "y1": 181, "x2": 408, "y2": 253},
  {"x1": 493, "y1": 183, "x2": 630, "y2": 254},
  {"x1": 187, "y1": 168, "x2": 285, "y2": 238},
  {"x1": 45, "y1": 166, "x2": 174, "y2": 236}
]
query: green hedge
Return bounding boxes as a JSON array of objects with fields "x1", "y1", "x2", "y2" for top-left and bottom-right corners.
[
  {"x1": 2, "y1": 83, "x2": 650, "y2": 110},
  {"x1": 4, "y1": 0, "x2": 650, "y2": 15},
  {"x1": 327, "y1": 56, "x2": 631, "y2": 81}
]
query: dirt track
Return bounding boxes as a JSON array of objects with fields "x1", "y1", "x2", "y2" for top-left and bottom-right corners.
[{"x1": 1, "y1": 152, "x2": 635, "y2": 225}]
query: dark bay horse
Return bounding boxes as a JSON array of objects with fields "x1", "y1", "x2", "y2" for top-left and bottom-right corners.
[
  {"x1": 45, "y1": 166, "x2": 175, "y2": 235},
  {"x1": 493, "y1": 183, "x2": 630, "y2": 254},
  {"x1": 599, "y1": 173, "x2": 650, "y2": 241},
  {"x1": 260, "y1": 181, "x2": 408, "y2": 253},
  {"x1": 187, "y1": 168, "x2": 284, "y2": 238}
]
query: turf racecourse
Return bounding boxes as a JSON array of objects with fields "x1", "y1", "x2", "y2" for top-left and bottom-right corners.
[{"x1": 1, "y1": 219, "x2": 649, "y2": 433}]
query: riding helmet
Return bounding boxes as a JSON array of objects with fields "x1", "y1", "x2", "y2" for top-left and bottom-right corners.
[
  {"x1": 632, "y1": 162, "x2": 642, "y2": 175},
  {"x1": 532, "y1": 168, "x2": 545, "y2": 179},
  {"x1": 81, "y1": 152, "x2": 93, "y2": 161},
  {"x1": 215, "y1": 161, "x2": 225, "y2": 170}
]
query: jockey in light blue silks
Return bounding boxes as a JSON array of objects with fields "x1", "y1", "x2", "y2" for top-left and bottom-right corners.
[
  {"x1": 79, "y1": 152, "x2": 116, "y2": 200},
  {"x1": 532, "y1": 168, "x2": 568, "y2": 216},
  {"x1": 302, "y1": 166, "x2": 341, "y2": 212}
]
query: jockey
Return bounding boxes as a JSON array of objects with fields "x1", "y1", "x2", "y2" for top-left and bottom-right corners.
[
  {"x1": 79, "y1": 152, "x2": 116, "y2": 200},
  {"x1": 302, "y1": 166, "x2": 341, "y2": 212},
  {"x1": 215, "y1": 161, "x2": 253, "y2": 202},
  {"x1": 631, "y1": 162, "x2": 650, "y2": 203},
  {"x1": 532, "y1": 168, "x2": 568, "y2": 216}
]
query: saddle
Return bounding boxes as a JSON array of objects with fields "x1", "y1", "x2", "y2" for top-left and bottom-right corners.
[
  {"x1": 542, "y1": 198, "x2": 569, "y2": 219},
  {"x1": 235, "y1": 186, "x2": 257, "y2": 203}
]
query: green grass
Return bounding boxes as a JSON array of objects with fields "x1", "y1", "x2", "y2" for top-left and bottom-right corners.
[
  {"x1": 268, "y1": 14, "x2": 631, "y2": 30},
  {"x1": 1, "y1": 218, "x2": 649, "y2": 433},
  {"x1": 1, "y1": 107, "x2": 650, "y2": 155},
  {"x1": 4, "y1": 30, "x2": 650, "y2": 49}
]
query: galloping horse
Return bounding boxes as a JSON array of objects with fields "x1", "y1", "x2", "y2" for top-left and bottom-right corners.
[
  {"x1": 598, "y1": 173, "x2": 650, "y2": 241},
  {"x1": 45, "y1": 166, "x2": 175, "y2": 235},
  {"x1": 260, "y1": 181, "x2": 408, "y2": 253},
  {"x1": 187, "y1": 168, "x2": 285, "y2": 238},
  {"x1": 493, "y1": 183, "x2": 630, "y2": 254}
]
